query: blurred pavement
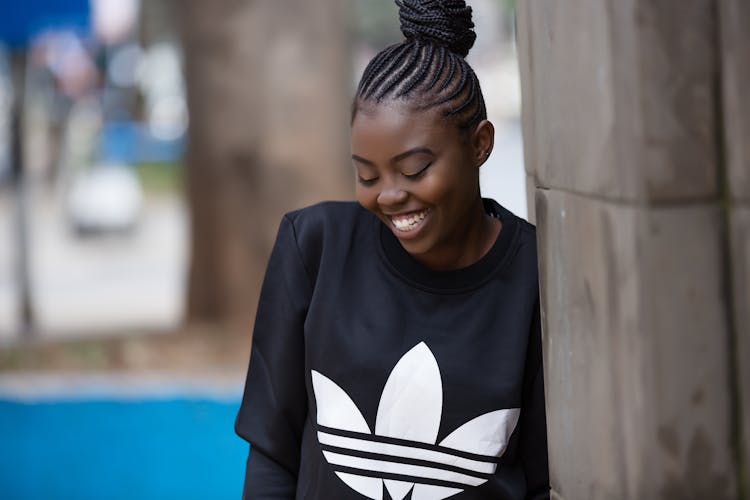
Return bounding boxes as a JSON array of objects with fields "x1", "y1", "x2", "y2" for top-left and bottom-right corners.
[{"x1": 0, "y1": 188, "x2": 187, "y2": 343}]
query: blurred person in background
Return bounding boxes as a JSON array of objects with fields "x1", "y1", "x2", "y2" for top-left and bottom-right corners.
[{"x1": 235, "y1": 0, "x2": 549, "y2": 498}]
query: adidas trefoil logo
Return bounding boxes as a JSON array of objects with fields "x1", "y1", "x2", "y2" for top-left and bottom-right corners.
[{"x1": 311, "y1": 342, "x2": 520, "y2": 500}]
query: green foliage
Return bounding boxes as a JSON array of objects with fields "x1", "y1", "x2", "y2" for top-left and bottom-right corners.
[
  {"x1": 0, "y1": 340, "x2": 110, "y2": 372},
  {"x1": 135, "y1": 162, "x2": 184, "y2": 194}
]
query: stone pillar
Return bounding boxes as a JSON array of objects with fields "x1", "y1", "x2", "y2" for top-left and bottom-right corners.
[
  {"x1": 517, "y1": 1, "x2": 745, "y2": 497},
  {"x1": 723, "y1": 0, "x2": 750, "y2": 494}
]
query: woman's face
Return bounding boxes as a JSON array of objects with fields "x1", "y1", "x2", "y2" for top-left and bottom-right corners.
[{"x1": 352, "y1": 101, "x2": 490, "y2": 265}]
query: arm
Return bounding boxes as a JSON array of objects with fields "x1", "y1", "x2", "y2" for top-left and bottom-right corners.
[
  {"x1": 241, "y1": 447, "x2": 297, "y2": 500},
  {"x1": 521, "y1": 299, "x2": 550, "y2": 500},
  {"x1": 235, "y1": 215, "x2": 313, "y2": 499}
]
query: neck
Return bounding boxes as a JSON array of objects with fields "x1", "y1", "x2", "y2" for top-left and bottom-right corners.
[{"x1": 414, "y1": 198, "x2": 501, "y2": 271}]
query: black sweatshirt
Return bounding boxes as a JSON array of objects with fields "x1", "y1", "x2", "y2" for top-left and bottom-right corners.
[{"x1": 235, "y1": 199, "x2": 549, "y2": 500}]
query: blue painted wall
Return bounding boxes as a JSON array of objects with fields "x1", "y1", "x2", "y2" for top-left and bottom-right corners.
[{"x1": 0, "y1": 397, "x2": 247, "y2": 500}]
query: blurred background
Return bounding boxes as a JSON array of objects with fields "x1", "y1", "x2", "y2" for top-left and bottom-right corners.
[{"x1": 0, "y1": 0, "x2": 524, "y2": 498}]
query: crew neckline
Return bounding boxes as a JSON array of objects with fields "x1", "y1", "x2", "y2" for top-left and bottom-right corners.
[{"x1": 377, "y1": 198, "x2": 520, "y2": 293}]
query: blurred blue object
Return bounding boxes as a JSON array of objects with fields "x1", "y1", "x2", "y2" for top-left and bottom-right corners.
[
  {"x1": 0, "y1": 396, "x2": 247, "y2": 500},
  {"x1": 0, "y1": 0, "x2": 90, "y2": 47},
  {"x1": 100, "y1": 120, "x2": 185, "y2": 164},
  {"x1": 99, "y1": 121, "x2": 140, "y2": 164}
]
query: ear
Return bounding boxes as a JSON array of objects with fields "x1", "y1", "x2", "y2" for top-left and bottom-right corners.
[{"x1": 471, "y1": 119, "x2": 495, "y2": 167}]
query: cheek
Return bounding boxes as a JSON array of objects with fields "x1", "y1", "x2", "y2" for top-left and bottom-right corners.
[
  {"x1": 422, "y1": 167, "x2": 471, "y2": 206},
  {"x1": 441, "y1": 155, "x2": 479, "y2": 201},
  {"x1": 419, "y1": 177, "x2": 452, "y2": 205},
  {"x1": 355, "y1": 184, "x2": 378, "y2": 212}
]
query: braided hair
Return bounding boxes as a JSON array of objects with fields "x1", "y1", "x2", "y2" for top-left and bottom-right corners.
[{"x1": 354, "y1": 0, "x2": 487, "y2": 131}]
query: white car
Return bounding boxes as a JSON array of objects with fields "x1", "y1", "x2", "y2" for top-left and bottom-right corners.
[{"x1": 67, "y1": 163, "x2": 143, "y2": 235}]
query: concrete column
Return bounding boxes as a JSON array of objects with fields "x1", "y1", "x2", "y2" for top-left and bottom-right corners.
[
  {"x1": 518, "y1": 0, "x2": 744, "y2": 497},
  {"x1": 722, "y1": 0, "x2": 750, "y2": 491}
]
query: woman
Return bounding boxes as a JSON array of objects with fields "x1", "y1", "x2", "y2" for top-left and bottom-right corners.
[{"x1": 235, "y1": 1, "x2": 549, "y2": 498}]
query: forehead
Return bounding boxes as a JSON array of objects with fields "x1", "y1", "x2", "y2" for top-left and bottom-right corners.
[{"x1": 351, "y1": 101, "x2": 460, "y2": 154}]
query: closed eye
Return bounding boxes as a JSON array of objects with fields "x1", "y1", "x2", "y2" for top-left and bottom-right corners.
[
  {"x1": 357, "y1": 176, "x2": 378, "y2": 186},
  {"x1": 402, "y1": 163, "x2": 432, "y2": 180}
]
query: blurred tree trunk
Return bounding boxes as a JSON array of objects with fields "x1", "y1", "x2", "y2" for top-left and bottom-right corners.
[{"x1": 179, "y1": 0, "x2": 352, "y2": 334}]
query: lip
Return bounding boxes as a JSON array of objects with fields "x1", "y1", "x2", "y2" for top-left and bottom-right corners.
[{"x1": 383, "y1": 208, "x2": 431, "y2": 240}]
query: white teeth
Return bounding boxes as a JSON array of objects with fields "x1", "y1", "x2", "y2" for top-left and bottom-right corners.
[{"x1": 390, "y1": 209, "x2": 428, "y2": 232}]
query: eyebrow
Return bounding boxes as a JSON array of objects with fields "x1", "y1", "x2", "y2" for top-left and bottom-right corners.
[
  {"x1": 352, "y1": 146, "x2": 435, "y2": 166},
  {"x1": 351, "y1": 154, "x2": 374, "y2": 166}
]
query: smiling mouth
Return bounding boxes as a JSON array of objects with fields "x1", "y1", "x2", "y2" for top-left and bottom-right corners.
[{"x1": 388, "y1": 208, "x2": 430, "y2": 233}]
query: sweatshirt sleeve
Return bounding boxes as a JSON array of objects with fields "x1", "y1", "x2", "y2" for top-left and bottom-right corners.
[
  {"x1": 241, "y1": 447, "x2": 297, "y2": 499},
  {"x1": 235, "y1": 214, "x2": 313, "y2": 499},
  {"x1": 521, "y1": 298, "x2": 550, "y2": 500}
]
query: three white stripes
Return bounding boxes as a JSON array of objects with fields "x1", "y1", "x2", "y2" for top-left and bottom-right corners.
[{"x1": 319, "y1": 431, "x2": 495, "y2": 487}]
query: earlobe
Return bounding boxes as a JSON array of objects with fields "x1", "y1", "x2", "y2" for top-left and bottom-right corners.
[{"x1": 473, "y1": 119, "x2": 495, "y2": 166}]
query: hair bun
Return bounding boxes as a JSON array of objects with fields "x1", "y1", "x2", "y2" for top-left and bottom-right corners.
[{"x1": 397, "y1": 0, "x2": 476, "y2": 58}]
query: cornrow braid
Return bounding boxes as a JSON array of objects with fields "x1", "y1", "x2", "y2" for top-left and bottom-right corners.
[
  {"x1": 378, "y1": 38, "x2": 424, "y2": 99},
  {"x1": 425, "y1": 45, "x2": 446, "y2": 91},
  {"x1": 353, "y1": 0, "x2": 487, "y2": 131},
  {"x1": 397, "y1": 42, "x2": 434, "y2": 97},
  {"x1": 357, "y1": 43, "x2": 400, "y2": 97},
  {"x1": 371, "y1": 44, "x2": 414, "y2": 99},
  {"x1": 438, "y1": 53, "x2": 457, "y2": 93}
]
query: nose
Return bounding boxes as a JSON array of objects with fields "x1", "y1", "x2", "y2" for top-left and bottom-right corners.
[{"x1": 376, "y1": 178, "x2": 408, "y2": 209}]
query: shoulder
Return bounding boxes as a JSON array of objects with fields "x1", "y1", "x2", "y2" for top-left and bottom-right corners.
[
  {"x1": 492, "y1": 202, "x2": 538, "y2": 285},
  {"x1": 489, "y1": 198, "x2": 537, "y2": 262},
  {"x1": 284, "y1": 200, "x2": 370, "y2": 243},
  {"x1": 281, "y1": 200, "x2": 375, "y2": 280},
  {"x1": 515, "y1": 217, "x2": 538, "y2": 279},
  {"x1": 285, "y1": 200, "x2": 365, "y2": 227},
  {"x1": 516, "y1": 217, "x2": 537, "y2": 255}
]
